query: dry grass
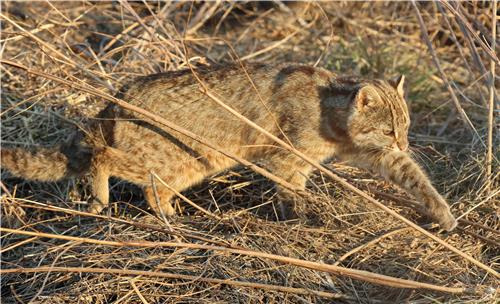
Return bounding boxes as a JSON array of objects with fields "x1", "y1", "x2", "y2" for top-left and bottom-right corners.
[{"x1": 1, "y1": 1, "x2": 498, "y2": 303}]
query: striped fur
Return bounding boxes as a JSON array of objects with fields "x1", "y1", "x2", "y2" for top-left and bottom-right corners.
[{"x1": 1, "y1": 63, "x2": 457, "y2": 230}]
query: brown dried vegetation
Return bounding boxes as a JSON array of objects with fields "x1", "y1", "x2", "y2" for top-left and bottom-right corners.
[{"x1": 0, "y1": 1, "x2": 498, "y2": 303}]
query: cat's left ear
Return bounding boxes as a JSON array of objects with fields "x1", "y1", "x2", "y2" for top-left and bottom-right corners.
[
  {"x1": 389, "y1": 75, "x2": 405, "y2": 97},
  {"x1": 355, "y1": 85, "x2": 382, "y2": 111}
]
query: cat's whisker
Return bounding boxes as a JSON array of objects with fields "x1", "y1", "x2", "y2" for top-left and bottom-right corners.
[
  {"x1": 408, "y1": 147, "x2": 432, "y2": 169},
  {"x1": 2, "y1": 62, "x2": 458, "y2": 231}
]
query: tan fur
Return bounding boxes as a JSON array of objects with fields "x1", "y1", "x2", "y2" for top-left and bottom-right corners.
[{"x1": 1, "y1": 63, "x2": 457, "y2": 230}]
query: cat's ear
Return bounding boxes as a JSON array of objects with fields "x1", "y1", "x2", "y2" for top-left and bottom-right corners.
[
  {"x1": 355, "y1": 85, "x2": 381, "y2": 111},
  {"x1": 389, "y1": 75, "x2": 405, "y2": 97}
]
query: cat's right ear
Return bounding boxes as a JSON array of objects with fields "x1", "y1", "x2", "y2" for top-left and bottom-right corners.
[
  {"x1": 389, "y1": 75, "x2": 405, "y2": 97},
  {"x1": 355, "y1": 86, "x2": 381, "y2": 111}
]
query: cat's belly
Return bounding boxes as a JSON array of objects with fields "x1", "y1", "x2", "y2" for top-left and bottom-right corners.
[{"x1": 109, "y1": 120, "x2": 241, "y2": 184}]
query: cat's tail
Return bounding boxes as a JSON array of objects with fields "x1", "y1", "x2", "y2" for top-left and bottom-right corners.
[{"x1": 1, "y1": 143, "x2": 93, "y2": 182}]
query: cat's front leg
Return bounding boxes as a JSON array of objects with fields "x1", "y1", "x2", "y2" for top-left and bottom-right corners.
[{"x1": 358, "y1": 151, "x2": 458, "y2": 231}]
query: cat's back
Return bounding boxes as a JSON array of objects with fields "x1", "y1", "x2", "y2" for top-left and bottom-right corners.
[
  {"x1": 92, "y1": 63, "x2": 335, "y2": 155},
  {"x1": 106, "y1": 63, "x2": 332, "y2": 132},
  {"x1": 117, "y1": 63, "x2": 332, "y2": 110}
]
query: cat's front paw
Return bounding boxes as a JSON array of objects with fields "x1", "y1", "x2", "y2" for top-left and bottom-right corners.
[
  {"x1": 423, "y1": 194, "x2": 458, "y2": 231},
  {"x1": 275, "y1": 191, "x2": 299, "y2": 221},
  {"x1": 438, "y1": 213, "x2": 458, "y2": 231},
  {"x1": 432, "y1": 205, "x2": 457, "y2": 231},
  {"x1": 88, "y1": 197, "x2": 106, "y2": 214},
  {"x1": 151, "y1": 200, "x2": 177, "y2": 218},
  {"x1": 276, "y1": 201, "x2": 299, "y2": 221}
]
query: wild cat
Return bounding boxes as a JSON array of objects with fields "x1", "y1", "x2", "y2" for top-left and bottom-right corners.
[{"x1": 1, "y1": 63, "x2": 457, "y2": 231}]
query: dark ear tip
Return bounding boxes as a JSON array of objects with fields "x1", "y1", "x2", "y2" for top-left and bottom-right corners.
[
  {"x1": 389, "y1": 75, "x2": 405, "y2": 96},
  {"x1": 388, "y1": 75, "x2": 403, "y2": 86}
]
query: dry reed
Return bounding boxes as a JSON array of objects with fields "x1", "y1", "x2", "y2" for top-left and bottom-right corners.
[{"x1": 1, "y1": 2, "x2": 498, "y2": 303}]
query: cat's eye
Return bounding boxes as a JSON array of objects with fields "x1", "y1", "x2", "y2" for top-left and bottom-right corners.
[{"x1": 383, "y1": 130, "x2": 395, "y2": 136}]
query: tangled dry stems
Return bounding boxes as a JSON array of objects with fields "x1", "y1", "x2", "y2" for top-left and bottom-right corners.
[{"x1": 1, "y1": 1, "x2": 498, "y2": 303}]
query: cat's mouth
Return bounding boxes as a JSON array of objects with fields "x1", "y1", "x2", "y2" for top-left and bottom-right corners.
[{"x1": 391, "y1": 143, "x2": 402, "y2": 152}]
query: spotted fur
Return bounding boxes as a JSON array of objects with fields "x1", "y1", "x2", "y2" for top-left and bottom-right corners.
[{"x1": 1, "y1": 63, "x2": 457, "y2": 230}]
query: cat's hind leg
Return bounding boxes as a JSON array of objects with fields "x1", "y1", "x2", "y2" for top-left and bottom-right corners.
[
  {"x1": 88, "y1": 148, "x2": 112, "y2": 214},
  {"x1": 87, "y1": 146, "x2": 145, "y2": 214}
]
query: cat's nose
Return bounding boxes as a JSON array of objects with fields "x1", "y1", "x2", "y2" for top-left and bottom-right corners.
[{"x1": 397, "y1": 140, "x2": 408, "y2": 152}]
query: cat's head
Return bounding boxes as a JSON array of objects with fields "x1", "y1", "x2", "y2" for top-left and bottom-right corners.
[{"x1": 347, "y1": 76, "x2": 410, "y2": 152}]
